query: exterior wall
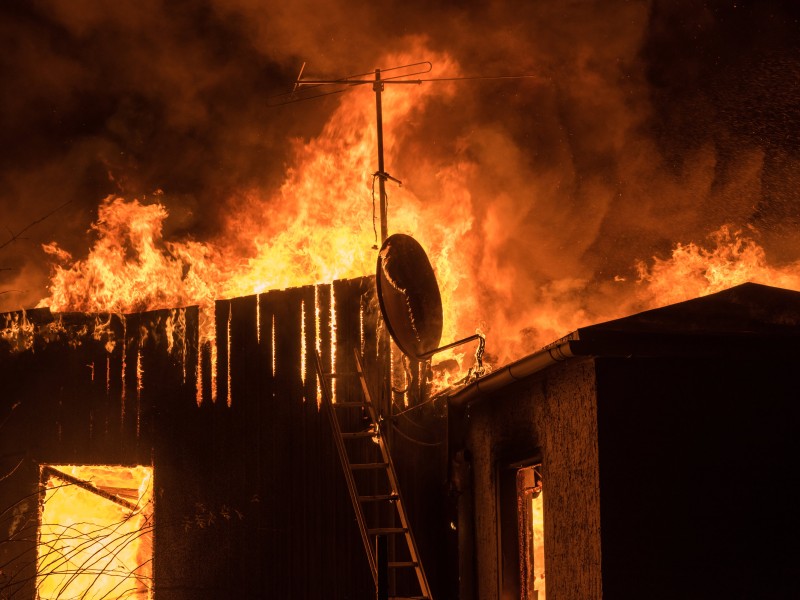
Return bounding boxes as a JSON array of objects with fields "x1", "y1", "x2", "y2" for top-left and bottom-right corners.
[
  {"x1": 1, "y1": 277, "x2": 453, "y2": 599},
  {"x1": 464, "y1": 358, "x2": 602, "y2": 600},
  {"x1": 595, "y1": 355, "x2": 800, "y2": 600}
]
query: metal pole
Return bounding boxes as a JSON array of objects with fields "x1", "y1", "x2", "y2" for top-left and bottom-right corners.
[
  {"x1": 373, "y1": 69, "x2": 397, "y2": 593},
  {"x1": 374, "y1": 69, "x2": 388, "y2": 243}
]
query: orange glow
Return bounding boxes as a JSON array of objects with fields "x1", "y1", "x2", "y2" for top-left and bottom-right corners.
[
  {"x1": 34, "y1": 48, "x2": 480, "y2": 377},
  {"x1": 528, "y1": 491, "x2": 546, "y2": 599},
  {"x1": 30, "y1": 42, "x2": 800, "y2": 384},
  {"x1": 37, "y1": 464, "x2": 153, "y2": 600},
  {"x1": 635, "y1": 225, "x2": 800, "y2": 306}
]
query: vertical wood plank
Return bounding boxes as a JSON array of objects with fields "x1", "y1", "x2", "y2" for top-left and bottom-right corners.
[{"x1": 229, "y1": 294, "x2": 259, "y2": 595}]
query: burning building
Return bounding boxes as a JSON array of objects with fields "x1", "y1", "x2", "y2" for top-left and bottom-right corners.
[
  {"x1": 2, "y1": 2, "x2": 800, "y2": 598},
  {"x1": 0, "y1": 274, "x2": 453, "y2": 599},
  {"x1": 2, "y1": 278, "x2": 800, "y2": 599}
]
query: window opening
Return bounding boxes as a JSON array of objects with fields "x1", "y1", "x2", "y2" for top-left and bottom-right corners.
[
  {"x1": 37, "y1": 464, "x2": 154, "y2": 599},
  {"x1": 517, "y1": 464, "x2": 545, "y2": 600}
]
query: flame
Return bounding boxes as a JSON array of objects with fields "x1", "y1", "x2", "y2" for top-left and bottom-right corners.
[
  {"x1": 35, "y1": 48, "x2": 477, "y2": 372},
  {"x1": 635, "y1": 225, "x2": 800, "y2": 306},
  {"x1": 37, "y1": 464, "x2": 153, "y2": 600},
  {"x1": 1, "y1": 310, "x2": 34, "y2": 352},
  {"x1": 30, "y1": 41, "x2": 800, "y2": 382}
]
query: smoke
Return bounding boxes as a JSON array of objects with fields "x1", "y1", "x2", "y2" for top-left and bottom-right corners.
[{"x1": 1, "y1": 0, "x2": 799, "y2": 361}]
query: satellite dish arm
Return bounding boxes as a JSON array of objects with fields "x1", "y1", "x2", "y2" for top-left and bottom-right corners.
[{"x1": 417, "y1": 332, "x2": 485, "y2": 361}]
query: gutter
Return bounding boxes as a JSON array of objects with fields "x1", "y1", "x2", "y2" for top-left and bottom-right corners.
[{"x1": 448, "y1": 337, "x2": 576, "y2": 408}]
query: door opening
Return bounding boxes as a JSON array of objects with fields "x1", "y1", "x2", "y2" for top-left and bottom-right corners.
[{"x1": 37, "y1": 464, "x2": 154, "y2": 599}]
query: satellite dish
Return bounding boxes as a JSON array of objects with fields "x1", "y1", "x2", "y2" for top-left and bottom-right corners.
[{"x1": 376, "y1": 234, "x2": 443, "y2": 361}]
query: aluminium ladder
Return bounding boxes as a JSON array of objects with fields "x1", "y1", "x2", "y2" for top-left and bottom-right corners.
[{"x1": 314, "y1": 348, "x2": 433, "y2": 600}]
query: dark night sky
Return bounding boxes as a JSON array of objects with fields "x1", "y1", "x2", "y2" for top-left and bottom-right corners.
[{"x1": 1, "y1": 0, "x2": 799, "y2": 349}]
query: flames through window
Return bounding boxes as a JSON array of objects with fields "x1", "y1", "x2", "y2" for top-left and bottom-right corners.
[
  {"x1": 37, "y1": 464, "x2": 154, "y2": 599},
  {"x1": 517, "y1": 464, "x2": 545, "y2": 600}
]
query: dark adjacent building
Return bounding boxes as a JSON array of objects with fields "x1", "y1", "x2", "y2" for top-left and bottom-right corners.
[{"x1": 448, "y1": 282, "x2": 800, "y2": 600}]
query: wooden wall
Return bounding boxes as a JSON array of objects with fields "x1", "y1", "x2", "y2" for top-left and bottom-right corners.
[
  {"x1": 462, "y1": 358, "x2": 602, "y2": 600},
  {"x1": 0, "y1": 276, "x2": 451, "y2": 599}
]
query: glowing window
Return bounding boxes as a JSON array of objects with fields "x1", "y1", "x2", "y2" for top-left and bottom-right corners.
[
  {"x1": 37, "y1": 464, "x2": 154, "y2": 599},
  {"x1": 517, "y1": 464, "x2": 545, "y2": 600}
]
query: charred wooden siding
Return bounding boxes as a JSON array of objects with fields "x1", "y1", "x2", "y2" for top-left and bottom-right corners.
[
  {"x1": 461, "y1": 358, "x2": 602, "y2": 600},
  {"x1": 0, "y1": 276, "x2": 450, "y2": 599}
]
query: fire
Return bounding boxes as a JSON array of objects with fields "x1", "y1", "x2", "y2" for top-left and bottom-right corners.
[
  {"x1": 40, "y1": 197, "x2": 219, "y2": 316},
  {"x1": 29, "y1": 42, "x2": 800, "y2": 380},
  {"x1": 37, "y1": 464, "x2": 153, "y2": 600},
  {"x1": 36, "y1": 48, "x2": 480, "y2": 373},
  {"x1": 635, "y1": 225, "x2": 800, "y2": 306}
]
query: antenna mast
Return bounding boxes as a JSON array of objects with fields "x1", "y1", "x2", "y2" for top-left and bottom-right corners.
[
  {"x1": 277, "y1": 63, "x2": 537, "y2": 243},
  {"x1": 374, "y1": 69, "x2": 388, "y2": 243},
  {"x1": 290, "y1": 62, "x2": 431, "y2": 243}
]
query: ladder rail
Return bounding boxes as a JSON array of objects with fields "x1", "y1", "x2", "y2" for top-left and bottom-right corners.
[
  {"x1": 314, "y1": 350, "x2": 378, "y2": 586},
  {"x1": 354, "y1": 349, "x2": 434, "y2": 600}
]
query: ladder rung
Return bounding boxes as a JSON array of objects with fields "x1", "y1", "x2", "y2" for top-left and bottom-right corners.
[
  {"x1": 358, "y1": 494, "x2": 398, "y2": 502},
  {"x1": 350, "y1": 462, "x2": 388, "y2": 470},
  {"x1": 388, "y1": 561, "x2": 418, "y2": 568},
  {"x1": 342, "y1": 431, "x2": 377, "y2": 439},
  {"x1": 368, "y1": 527, "x2": 407, "y2": 535}
]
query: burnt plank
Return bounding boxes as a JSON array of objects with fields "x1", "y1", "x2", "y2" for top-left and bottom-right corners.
[
  {"x1": 183, "y1": 306, "x2": 200, "y2": 409},
  {"x1": 298, "y1": 284, "x2": 317, "y2": 599},
  {"x1": 333, "y1": 277, "x2": 377, "y2": 596},
  {"x1": 95, "y1": 314, "x2": 125, "y2": 459},
  {"x1": 259, "y1": 289, "x2": 283, "y2": 596},
  {"x1": 228, "y1": 294, "x2": 259, "y2": 594},
  {"x1": 273, "y1": 286, "x2": 304, "y2": 597},
  {"x1": 214, "y1": 300, "x2": 231, "y2": 410},
  {"x1": 137, "y1": 310, "x2": 162, "y2": 459},
  {"x1": 209, "y1": 299, "x2": 233, "y2": 591},
  {"x1": 314, "y1": 283, "x2": 334, "y2": 594},
  {"x1": 56, "y1": 313, "x2": 96, "y2": 464},
  {"x1": 120, "y1": 313, "x2": 141, "y2": 457},
  {"x1": 151, "y1": 305, "x2": 208, "y2": 599},
  {"x1": 256, "y1": 288, "x2": 273, "y2": 595}
]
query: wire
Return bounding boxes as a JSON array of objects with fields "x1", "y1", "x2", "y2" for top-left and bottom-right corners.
[
  {"x1": 391, "y1": 388, "x2": 441, "y2": 419},
  {"x1": 417, "y1": 74, "x2": 540, "y2": 82},
  {"x1": 390, "y1": 423, "x2": 443, "y2": 447}
]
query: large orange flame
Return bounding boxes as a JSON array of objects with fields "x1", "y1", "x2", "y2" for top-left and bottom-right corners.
[
  {"x1": 37, "y1": 465, "x2": 153, "y2": 600},
  {"x1": 635, "y1": 225, "x2": 800, "y2": 305},
  {"x1": 34, "y1": 43, "x2": 800, "y2": 376}
]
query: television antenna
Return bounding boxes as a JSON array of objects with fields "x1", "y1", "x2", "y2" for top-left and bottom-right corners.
[{"x1": 269, "y1": 61, "x2": 538, "y2": 244}]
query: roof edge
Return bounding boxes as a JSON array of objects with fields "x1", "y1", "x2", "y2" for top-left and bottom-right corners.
[{"x1": 447, "y1": 338, "x2": 576, "y2": 408}]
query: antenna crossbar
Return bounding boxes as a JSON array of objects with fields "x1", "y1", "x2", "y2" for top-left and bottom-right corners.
[{"x1": 271, "y1": 61, "x2": 537, "y2": 240}]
